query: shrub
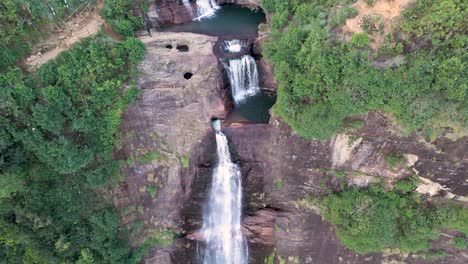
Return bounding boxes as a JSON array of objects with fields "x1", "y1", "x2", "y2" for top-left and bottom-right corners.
[
  {"x1": 101, "y1": 0, "x2": 145, "y2": 37},
  {"x1": 361, "y1": 14, "x2": 384, "y2": 35},
  {"x1": 385, "y1": 152, "x2": 406, "y2": 170},
  {"x1": 148, "y1": 186, "x2": 158, "y2": 199},
  {"x1": 330, "y1": 6, "x2": 358, "y2": 27},
  {"x1": 452, "y1": 237, "x2": 467, "y2": 250},
  {"x1": 351, "y1": 33, "x2": 370, "y2": 47}
]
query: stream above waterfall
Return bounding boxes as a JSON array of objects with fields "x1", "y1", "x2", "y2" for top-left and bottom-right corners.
[{"x1": 160, "y1": 5, "x2": 266, "y2": 37}]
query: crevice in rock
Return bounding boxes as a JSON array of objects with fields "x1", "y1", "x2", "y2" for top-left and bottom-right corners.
[
  {"x1": 165, "y1": 44, "x2": 173, "y2": 49},
  {"x1": 177, "y1": 45, "x2": 189, "y2": 52}
]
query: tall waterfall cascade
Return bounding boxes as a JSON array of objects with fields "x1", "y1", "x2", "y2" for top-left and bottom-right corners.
[
  {"x1": 224, "y1": 54, "x2": 261, "y2": 104},
  {"x1": 195, "y1": 0, "x2": 219, "y2": 20},
  {"x1": 199, "y1": 120, "x2": 248, "y2": 264}
]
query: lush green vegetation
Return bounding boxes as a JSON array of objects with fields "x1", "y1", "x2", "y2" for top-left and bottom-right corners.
[
  {"x1": 0, "y1": 33, "x2": 146, "y2": 263},
  {"x1": 320, "y1": 178, "x2": 467, "y2": 254},
  {"x1": 452, "y1": 236, "x2": 467, "y2": 250},
  {"x1": 101, "y1": 0, "x2": 146, "y2": 37},
  {"x1": 0, "y1": 0, "x2": 96, "y2": 72},
  {"x1": 0, "y1": 0, "x2": 147, "y2": 72},
  {"x1": 261, "y1": 0, "x2": 467, "y2": 140}
]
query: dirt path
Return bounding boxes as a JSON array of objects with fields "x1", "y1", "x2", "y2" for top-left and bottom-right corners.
[{"x1": 26, "y1": 1, "x2": 105, "y2": 68}]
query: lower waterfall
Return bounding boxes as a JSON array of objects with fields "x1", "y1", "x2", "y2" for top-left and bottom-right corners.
[
  {"x1": 198, "y1": 120, "x2": 248, "y2": 264},
  {"x1": 224, "y1": 55, "x2": 261, "y2": 104}
]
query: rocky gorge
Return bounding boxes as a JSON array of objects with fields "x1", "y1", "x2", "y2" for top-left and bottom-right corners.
[{"x1": 114, "y1": 2, "x2": 468, "y2": 264}]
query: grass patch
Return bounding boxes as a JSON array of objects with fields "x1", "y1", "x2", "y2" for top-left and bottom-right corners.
[
  {"x1": 384, "y1": 152, "x2": 406, "y2": 170},
  {"x1": 130, "y1": 220, "x2": 143, "y2": 234},
  {"x1": 178, "y1": 155, "x2": 190, "y2": 168},
  {"x1": 274, "y1": 179, "x2": 284, "y2": 190},
  {"x1": 452, "y1": 237, "x2": 467, "y2": 250},
  {"x1": 147, "y1": 186, "x2": 158, "y2": 199}
]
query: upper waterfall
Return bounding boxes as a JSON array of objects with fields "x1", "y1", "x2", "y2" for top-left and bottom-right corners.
[
  {"x1": 195, "y1": 0, "x2": 219, "y2": 20},
  {"x1": 225, "y1": 55, "x2": 261, "y2": 104},
  {"x1": 198, "y1": 120, "x2": 248, "y2": 264},
  {"x1": 182, "y1": 0, "x2": 194, "y2": 15}
]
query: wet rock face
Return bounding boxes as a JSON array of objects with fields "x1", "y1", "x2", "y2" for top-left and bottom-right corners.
[
  {"x1": 222, "y1": 112, "x2": 467, "y2": 263},
  {"x1": 148, "y1": 0, "x2": 263, "y2": 25},
  {"x1": 115, "y1": 32, "x2": 226, "y2": 263},
  {"x1": 150, "y1": 0, "x2": 194, "y2": 25}
]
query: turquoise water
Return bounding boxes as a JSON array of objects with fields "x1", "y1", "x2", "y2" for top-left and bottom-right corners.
[{"x1": 161, "y1": 5, "x2": 266, "y2": 37}]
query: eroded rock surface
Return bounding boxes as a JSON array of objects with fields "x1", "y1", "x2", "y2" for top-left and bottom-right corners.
[
  {"x1": 114, "y1": 32, "x2": 225, "y2": 263},
  {"x1": 115, "y1": 30, "x2": 467, "y2": 264},
  {"x1": 221, "y1": 112, "x2": 467, "y2": 263}
]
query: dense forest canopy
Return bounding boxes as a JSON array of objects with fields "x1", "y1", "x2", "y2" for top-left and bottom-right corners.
[
  {"x1": 261, "y1": 0, "x2": 467, "y2": 140},
  {"x1": 0, "y1": 0, "x2": 149, "y2": 262},
  {"x1": 0, "y1": 34, "x2": 145, "y2": 263}
]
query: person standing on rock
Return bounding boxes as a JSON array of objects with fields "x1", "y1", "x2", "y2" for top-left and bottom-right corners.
[{"x1": 144, "y1": 14, "x2": 152, "y2": 37}]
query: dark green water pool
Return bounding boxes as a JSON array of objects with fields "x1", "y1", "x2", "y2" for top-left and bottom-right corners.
[
  {"x1": 234, "y1": 93, "x2": 275, "y2": 123},
  {"x1": 161, "y1": 5, "x2": 266, "y2": 37}
]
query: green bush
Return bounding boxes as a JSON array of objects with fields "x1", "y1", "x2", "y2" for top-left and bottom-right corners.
[
  {"x1": 101, "y1": 0, "x2": 145, "y2": 37},
  {"x1": 384, "y1": 152, "x2": 406, "y2": 170},
  {"x1": 148, "y1": 186, "x2": 158, "y2": 199},
  {"x1": 452, "y1": 237, "x2": 467, "y2": 250},
  {"x1": 330, "y1": 6, "x2": 358, "y2": 27},
  {"x1": 401, "y1": 0, "x2": 466, "y2": 49},
  {"x1": 351, "y1": 33, "x2": 370, "y2": 47}
]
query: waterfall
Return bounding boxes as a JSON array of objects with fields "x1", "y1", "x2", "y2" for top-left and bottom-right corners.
[
  {"x1": 199, "y1": 120, "x2": 248, "y2": 264},
  {"x1": 223, "y1": 39, "x2": 248, "y2": 53},
  {"x1": 224, "y1": 55, "x2": 261, "y2": 104},
  {"x1": 182, "y1": 0, "x2": 193, "y2": 15},
  {"x1": 195, "y1": 0, "x2": 219, "y2": 20}
]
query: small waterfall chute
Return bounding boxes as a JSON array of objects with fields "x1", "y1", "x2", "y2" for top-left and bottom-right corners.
[
  {"x1": 182, "y1": 0, "x2": 194, "y2": 15},
  {"x1": 223, "y1": 39, "x2": 248, "y2": 53},
  {"x1": 199, "y1": 120, "x2": 248, "y2": 264},
  {"x1": 224, "y1": 55, "x2": 260, "y2": 104},
  {"x1": 194, "y1": 0, "x2": 219, "y2": 20}
]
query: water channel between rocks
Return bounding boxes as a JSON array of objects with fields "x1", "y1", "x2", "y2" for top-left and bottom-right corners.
[
  {"x1": 157, "y1": 3, "x2": 274, "y2": 263},
  {"x1": 161, "y1": 4, "x2": 274, "y2": 124}
]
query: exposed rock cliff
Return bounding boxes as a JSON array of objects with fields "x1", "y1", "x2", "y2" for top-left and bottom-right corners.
[
  {"x1": 114, "y1": 32, "x2": 226, "y2": 263},
  {"x1": 221, "y1": 112, "x2": 467, "y2": 263},
  {"x1": 116, "y1": 30, "x2": 467, "y2": 264}
]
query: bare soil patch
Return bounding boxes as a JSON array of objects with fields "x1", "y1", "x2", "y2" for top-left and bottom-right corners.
[{"x1": 341, "y1": 0, "x2": 414, "y2": 48}]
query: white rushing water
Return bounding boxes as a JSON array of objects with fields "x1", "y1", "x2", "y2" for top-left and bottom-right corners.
[
  {"x1": 182, "y1": 0, "x2": 193, "y2": 15},
  {"x1": 199, "y1": 120, "x2": 248, "y2": 264},
  {"x1": 195, "y1": 0, "x2": 219, "y2": 20},
  {"x1": 225, "y1": 55, "x2": 261, "y2": 104},
  {"x1": 223, "y1": 39, "x2": 248, "y2": 53}
]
